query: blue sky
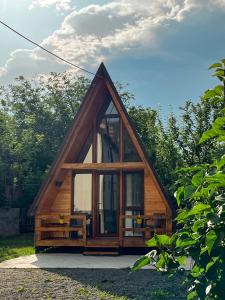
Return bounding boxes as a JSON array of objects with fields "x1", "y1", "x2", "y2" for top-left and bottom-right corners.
[{"x1": 0, "y1": 0, "x2": 225, "y2": 116}]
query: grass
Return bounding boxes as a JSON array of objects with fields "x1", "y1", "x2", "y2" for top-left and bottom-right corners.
[
  {"x1": 146, "y1": 290, "x2": 175, "y2": 299},
  {"x1": 77, "y1": 287, "x2": 129, "y2": 300},
  {"x1": 16, "y1": 286, "x2": 28, "y2": 293},
  {"x1": 98, "y1": 290, "x2": 129, "y2": 300},
  {"x1": 0, "y1": 233, "x2": 34, "y2": 262},
  {"x1": 76, "y1": 287, "x2": 92, "y2": 297}
]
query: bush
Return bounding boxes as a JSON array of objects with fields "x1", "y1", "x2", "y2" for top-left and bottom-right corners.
[{"x1": 132, "y1": 60, "x2": 225, "y2": 300}]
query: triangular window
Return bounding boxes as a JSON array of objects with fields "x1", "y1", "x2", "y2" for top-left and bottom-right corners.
[
  {"x1": 123, "y1": 129, "x2": 141, "y2": 162},
  {"x1": 105, "y1": 100, "x2": 118, "y2": 115},
  {"x1": 76, "y1": 132, "x2": 93, "y2": 163},
  {"x1": 83, "y1": 144, "x2": 92, "y2": 163}
]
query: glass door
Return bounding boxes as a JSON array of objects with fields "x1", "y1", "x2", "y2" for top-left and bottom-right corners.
[
  {"x1": 124, "y1": 171, "x2": 144, "y2": 237},
  {"x1": 97, "y1": 173, "x2": 119, "y2": 236}
]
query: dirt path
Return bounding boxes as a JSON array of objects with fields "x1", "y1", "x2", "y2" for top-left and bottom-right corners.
[{"x1": 0, "y1": 268, "x2": 186, "y2": 300}]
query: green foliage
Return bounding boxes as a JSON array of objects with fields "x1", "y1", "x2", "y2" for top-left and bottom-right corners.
[
  {"x1": 0, "y1": 73, "x2": 135, "y2": 208},
  {"x1": 146, "y1": 235, "x2": 171, "y2": 247},
  {"x1": 128, "y1": 93, "x2": 222, "y2": 203},
  {"x1": 132, "y1": 59, "x2": 225, "y2": 300},
  {"x1": 0, "y1": 233, "x2": 34, "y2": 262},
  {"x1": 0, "y1": 73, "x2": 90, "y2": 207}
]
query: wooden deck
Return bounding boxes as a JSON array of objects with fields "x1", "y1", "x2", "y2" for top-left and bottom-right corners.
[{"x1": 35, "y1": 213, "x2": 169, "y2": 249}]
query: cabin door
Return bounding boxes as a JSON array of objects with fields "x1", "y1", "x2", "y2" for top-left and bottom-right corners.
[{"x1": 96, "y1": 172, "x2": 119, "y2": 237}]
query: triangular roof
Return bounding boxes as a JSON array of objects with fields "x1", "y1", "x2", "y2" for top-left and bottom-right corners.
[{"x1": 28, "y1": 63, "x2": 174, "y2": 215}]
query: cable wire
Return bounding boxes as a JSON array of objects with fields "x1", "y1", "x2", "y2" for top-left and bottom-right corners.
[{"x1": 0, "y1": 19, "x2": 100, "y2": 78}]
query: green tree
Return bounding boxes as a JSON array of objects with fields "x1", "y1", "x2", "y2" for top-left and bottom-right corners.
[
  {"x1": 132, "y1": 59, "x2": 225, "y2": 300},
  {"x1": 0, "y1": 73, "x2": 90, "y2": 208},
  {"x1": 0, "y1": 73, "x2": 134, "y2": 208},
  {"x1": 178, "y1": 98, "x2": 221, "y2": 166}
]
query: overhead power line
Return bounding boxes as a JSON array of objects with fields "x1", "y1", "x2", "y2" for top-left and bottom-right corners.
[{"x1": 0, "y1": 19, "x2": 99, "y2": 78}]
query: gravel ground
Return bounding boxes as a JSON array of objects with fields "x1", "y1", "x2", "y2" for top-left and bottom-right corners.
[{"x1": 0, "y1": 269, "x2": 187, "y2": 300}]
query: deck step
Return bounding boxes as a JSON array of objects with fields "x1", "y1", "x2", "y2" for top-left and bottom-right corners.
[
  {"x1": 83, "y1": 250, "x2": 120, "y2": 256},
  {"x1": 86, "y1": 239, "x2": 119, "y2": 248}
]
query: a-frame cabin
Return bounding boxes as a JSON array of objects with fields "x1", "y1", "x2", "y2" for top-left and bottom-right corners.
[{"x1": 29, "y1": 63, "x2": 173, "y2": 252}]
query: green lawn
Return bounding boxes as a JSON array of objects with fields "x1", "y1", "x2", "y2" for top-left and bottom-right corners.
[{"x1": 0, "y1": 233, "x2": 34, "y2": 262}]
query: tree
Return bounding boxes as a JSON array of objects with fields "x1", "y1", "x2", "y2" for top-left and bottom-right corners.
[
  {"x1": 132, "y1": 59, "x2": 225, "y2": 300},
  {"x1": 0, "y1": 73, "x2": 90, "y2": 207},
  {"x1": 0, "y1": 73, "x2": 134, "y2": 208}
]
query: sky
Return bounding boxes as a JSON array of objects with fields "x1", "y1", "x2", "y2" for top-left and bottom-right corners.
[{"x1": 0, "y1": 0, "x2": 225, "y2": 117}]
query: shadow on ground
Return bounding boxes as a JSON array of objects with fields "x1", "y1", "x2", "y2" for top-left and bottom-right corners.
[
  {"x1": 0, "y1": 267, "x2": 187, "y2": 300},
  {"x1": 46, "y1": 268, "x2": 187, "y2": 300}
]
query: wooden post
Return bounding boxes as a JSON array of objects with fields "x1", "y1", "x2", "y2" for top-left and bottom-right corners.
[
  {"x1": 119, "y1": 215, "x2": 124, "y2": 247},
  {"x1": 119, "y1": 171, "x2": 123, "y2": 247},
  {"x1": 92, "y1": 171, "x2": 96, "y2": 238},
  {"x1": 35, "y1": 216, "x2": 42, "y2": 243},
  {"x1": 83, "y1": 215, "x2": 87, "y2": 246},
  {"x1": 166, "y1": 215, "x2": 172, "y2": 235},
  {"x1": 70, "y1": 170, "x2": 74, "y2": 215}
]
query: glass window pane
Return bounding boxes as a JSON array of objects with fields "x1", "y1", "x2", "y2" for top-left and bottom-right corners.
[
  {"x1": 83, "y1": 144, "x2": 92, "y2": 163},
  {"x1": 124, "y1": 210, "x2": 143, "y2": 237},
  {"x1": 124, "y1": 129, "x2": 141, "y2": 162},
  {"x1": 98, "y1": 174, "x2": 118, "y2": 235},
  {"x1": 105, "y1": 100, "x2": 118, "y2": 115},
  {"x1": 125, "y1": 172, "x2": 143, "y2": 208},
  {"x1": 97, "y1": 117, "x2": 120, "y2": 162},
  {"x1": 76, "y1": 132, "x2": 93, "y2": 163},
  {"x1": 124, "y1": 172, "x2": 143, "y2": 237},
  {"x1": 74, "y1": 174, "x2": 92, "y2": 213}
]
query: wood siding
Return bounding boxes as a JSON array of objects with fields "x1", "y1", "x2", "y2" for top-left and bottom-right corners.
[
  {"x1": 49, "y1": 171, "x2": 71, "y2": 214},
  {"x1": 144, "y1": 168, "x2": 166, "y2": 215},
  {"x1": 47, "y1": 168, "x2": 167, "y2": 216}
]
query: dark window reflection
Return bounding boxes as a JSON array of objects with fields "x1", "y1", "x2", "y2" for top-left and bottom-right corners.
[
  {"x1": 97, "y1": 117, "x2": 120, "y2": 162},
  {"x1": 76, "y1": 131, "x2": 93, "y2": 163},
  {"x1": 124, "y1": 129, "x2": 141, "y2": 162},
  {"x1": 125, "y1": 172, "x2": 143, "y2": 208},
  {"x1": 98, "y1": 174, "x2": 118, "y2": 235}
]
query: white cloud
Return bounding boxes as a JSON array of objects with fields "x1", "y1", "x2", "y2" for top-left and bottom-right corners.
[
  {"x1": 0, "y1": 67, "x2": 6, "y2": 77},
  {"x1": 29, "y1": 0, "x2": 72, "y2": 11},
  {"x1": 1, "y1": 0, "x2": 225, "y2": 83},
  {"x1": 213, "y1": 0, "x2": 225, "y2": 7}
]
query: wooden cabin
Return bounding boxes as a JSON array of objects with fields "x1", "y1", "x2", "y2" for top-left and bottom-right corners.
[{"x1": 29, "y1": 63, "x2": 173, "y2": 253}]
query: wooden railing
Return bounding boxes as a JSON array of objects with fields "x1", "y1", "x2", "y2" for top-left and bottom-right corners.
[
  {"x1": 119, "y1": 214, "x2": 168, "y2": 244},
  {"x1": 35, "y1": 213, "x2": 87, "y2": 246},
  {"x1": 35, "y1": 213, "x2": 171, "y2": 248}
]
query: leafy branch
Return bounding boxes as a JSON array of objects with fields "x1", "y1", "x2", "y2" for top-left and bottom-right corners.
[{"x1": 132, "y1": 59, "x2": 225, "y2": 300}]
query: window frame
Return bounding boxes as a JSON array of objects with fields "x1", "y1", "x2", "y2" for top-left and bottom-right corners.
[{"x1": 123, "y1": 171, "x2": 144, "y2": 212}]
